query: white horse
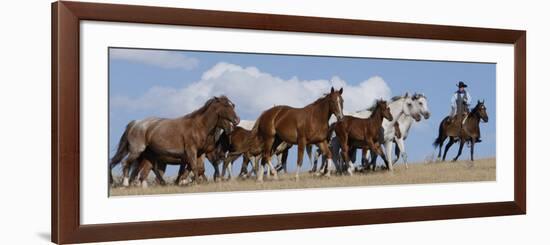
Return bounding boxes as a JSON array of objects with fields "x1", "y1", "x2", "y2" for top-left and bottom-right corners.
[
  {"x1": 390, "y1": 93, "x2": 430, "y2": 167},
  {"x1": 364, "y1": 93, "x2": 431, "y2": 170},
  {"x1": 313, "y1": 93, "x2": 430, "y2": 173}
]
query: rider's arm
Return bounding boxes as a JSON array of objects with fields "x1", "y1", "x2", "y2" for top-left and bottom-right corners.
[
  {"x1": 464, "y1": 91, "x2": 472, "y2": 105},
  {"x1": 451, "y1": 93, "x2": 457, "y2": 106}
]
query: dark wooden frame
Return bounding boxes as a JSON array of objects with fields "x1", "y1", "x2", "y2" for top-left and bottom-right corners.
[{"x1": 51, "y1": 1, "x2": 526, "y2": 244}]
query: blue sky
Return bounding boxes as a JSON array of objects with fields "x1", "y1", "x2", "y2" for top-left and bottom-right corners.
[{"x1": 109, "y1": 47, "x2": 496, "y2": 176}]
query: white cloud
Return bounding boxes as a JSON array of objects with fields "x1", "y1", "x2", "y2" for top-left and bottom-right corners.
[
  {"x1": 110, "y1": 48, "x2": 199, "y2": 70},
  {"x1": 111, "y1": 62, "x2": 392, "y2": 119}
]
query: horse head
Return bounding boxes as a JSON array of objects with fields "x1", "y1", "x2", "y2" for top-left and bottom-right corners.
[
  {"x1": 474, "y1": 100, "x2": 489, "y2": 123},
  {"x1": 211, "y1": 96, "x2": 240, "y2": 134},
  {"x1": 400, "y1": 93, "x2": 422, "y2": 122},
  {"x1": 412, "y1": 92, "x2": 431, "y2": 120},
  {"x1": 377, "y1": 99, "x2": 393, "y2": 121},
  {"x1": 328, "y1": 87, "x2": 344, "y2": 121}
]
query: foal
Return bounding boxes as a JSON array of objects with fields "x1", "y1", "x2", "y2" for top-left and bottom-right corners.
[{"x1": 333, "y1": 100, "x2": 393, "y2": 175}]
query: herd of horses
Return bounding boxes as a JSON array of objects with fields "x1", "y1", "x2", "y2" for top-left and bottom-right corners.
[{"x1": 109, "y1": 87, "x2": 489, "y2": 188}]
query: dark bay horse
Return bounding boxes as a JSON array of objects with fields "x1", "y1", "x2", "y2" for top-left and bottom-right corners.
[
  {"x1": 433, "y1": 100, "x2": 488, "y2": 162},
  {"x1": 253, "y1": 87, "x2": 344, "y2": 181},
  {"x1": 109, "y1": 96, "x2": 239, "y2": 187},
  {"x1": 128, "y1": 123, "x2": 230, "y2": 186},
  {"x1": 221, "y1": 126, "x2": 291, "y2": 180},
  {"x1": 219, "y1": 126, "x2": 259, "y2": 180},
  {"x1": 333, "y1": 100, "x2": 393, "y2": 175}
]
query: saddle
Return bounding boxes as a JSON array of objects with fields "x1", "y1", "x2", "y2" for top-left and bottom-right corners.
[{"x1": 448, "y1": 111, "x2": 468, "y2": 125}]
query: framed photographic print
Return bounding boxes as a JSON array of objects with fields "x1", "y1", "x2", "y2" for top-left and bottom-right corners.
[{"x1": 51, "y1": 1, "x2": 526, "y2": 244}]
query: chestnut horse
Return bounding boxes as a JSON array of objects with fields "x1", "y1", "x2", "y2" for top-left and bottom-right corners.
[
  {"x1": 252, "y1": 87, "x2": 344, "y2": 181},
  {"x1": 333, "y1": 100, "x2": 393, "y2": 175},
  {"x1": 109, "y1": 96, "x2": 239, "y2": 187},
  {"x1": 433, "y1": 100, "x2": 488, "y2": 162}
]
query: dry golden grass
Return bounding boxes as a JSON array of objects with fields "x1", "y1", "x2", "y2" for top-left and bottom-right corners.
[{"x1": 110, "y1": 157, "x2": 495, "y2": 196}]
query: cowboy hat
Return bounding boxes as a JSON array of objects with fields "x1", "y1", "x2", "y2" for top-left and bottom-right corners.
[{"x1": 457, "y1": 81, "x2": 468, "y2": 88}]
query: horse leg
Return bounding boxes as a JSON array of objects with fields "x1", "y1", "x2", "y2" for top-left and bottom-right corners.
[
  {"x1": 318, "y1": 140, "x2": 334, "y2": 177},
  {"x1": 199, "y1": 156, "x2": 208, "y2": 183},
  {"x1": 129, "y1": 158, "x2": 142, "y2": 185},
  {"x1": 384, "y1": 141, "x2": 394, "y2": 170},
  {"x1": 394, "y1": 142, "x2": 401, "y2": 163},
  {"x1": 442, "y1": 138, "x2": 456, "y2": 161},
  {"x1": 132, "y1": 158, "x2": 150, "y2": 188},
  {"x1": 295, "y1": 137, "x2": 307, "y2": 180},
  {"x1": 437, "y1": 136, "x2": 447, "y2": 161},
  {"x1": 250, "y1": 155, "x2": 260, "y2": 178},
  {"x1": 312, "y1": 147, "x2": 323, "y2": 173},
  {"x1": 140, "y1": 165, "x2": 151, "y2": 188},
  {"x1": 184, "y1": 148, "x2": 200, "y2": 184},
  {"x1": 361, "y1": 147, "x2": 368, "y2": 168},
  {"x1": 211, "y1": 159, "x2": 221, "y2": 182},
  {"x1": 150, "y1": 161, "x2": 166, "y2": 186},
  {"x1": 258, "y1": 136, "x2": 275, "y2": 182},
  {"x1": 221, "y1": 157, "x2": 229, "y2": 180},
  {"x1": 348, "y1": 147, "x2": 359, "y2": 174},
  {"x1": 195, "y1": 154, "x2": 207, "y2": 184},
  {"x1": 227, "y1": 159, "x2": 234, "y2": 180},
  {"x1": 239, "y1": 154, "x2": 250, "y2": 178},
  {"x1": 452, "y1": 139, "x2": 466, "y2": 162},
  {"x1": 369, "y1": 139, "x2": 388, "y2": 171},
  {"x1": 274, "y1": 152, "x2": 283, "y2": 172},
  {"x1": 174, "y1": 162, "x2": 185, "y2": 185},
  {"x1": 369, "y1": 149, "x2": 378, "y2": 171},
  {"x1": 306, "y1": 145, "x2": 314, "y2": 172},
  {"x1": 345, "y1": 146, "x2": 355, "y2": 176},
  {"x1": 282, "y1": 147, "x2": 289, "y2": 174},
  {"x1": 311, "y1": 146, "x2": 325, "y2": 173},
  {"x1": 395, "y1": 138, "x2": 408, "y2": 168},
  {"x1": 121, "y1": 152, "x2": 141, "y2": 187},
  {"x1": 470, "y1": 138, "x2": 475, "y2": 162}
]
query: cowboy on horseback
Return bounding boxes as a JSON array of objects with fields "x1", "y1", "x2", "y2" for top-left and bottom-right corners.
[
  {"x1": 447, "y1": 81, "x2": 481, "y2": 143},
  {"x1": 448, "y1": 81, "x2": 471, "y2": 123}
]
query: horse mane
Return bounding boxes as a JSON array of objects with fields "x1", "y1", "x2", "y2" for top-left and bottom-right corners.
[
  {"x1": 185, "y1": 95, "x2": 230, "y2": 118},
  {"x1": 364, "y1": 99, "x2": 386, "y2": 112},
  {"x1": 390, "y1": 95, "x2": 405, "y2": 102},
  {"x1": 470, "y1": 102, "x2": 481, "y2": 114},
  {"x1": 311, "y1": 92, "x2": 331, "y2": 105},
  {"x1": 411, "y1": 93, "x2": 427, "y2": 100}
]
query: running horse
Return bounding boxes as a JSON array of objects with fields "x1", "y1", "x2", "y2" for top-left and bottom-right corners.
[
  {"x1": 128, "y1": 122, "x2": 231, "y2": 186},
  {"x1": 433, "y1": 100, "x2": 488, "y2": 162},
  {"x1": 109, "y1": 96, "x2": 240, "y2": 187},
  {"x1": 333, "y1": 99, "x2": 393, "y2": 175},
  {"x1": 252, "y1": 87, "x2": 344, "y2": 181}
]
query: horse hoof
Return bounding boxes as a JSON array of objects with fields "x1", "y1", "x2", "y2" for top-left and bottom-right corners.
[
  {"x1": 122, "y1": 177, "x2": 130, "y2": 187},
  {"x1": 141, "y1": 181, "x2": 148, "y2": 188}
]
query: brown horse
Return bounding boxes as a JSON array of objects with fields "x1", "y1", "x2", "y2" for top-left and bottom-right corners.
[
  {"x1": 333, "y1": 100, "x2": 393, "y2": 175},
  {"x1": 220, "y1": 126, "x2": 289, "y2": 180},
  {"x1": 128, "y1": 123, "x2": 230, "y2": 186},
  {"x1": 219, "y1": 126, "x2": 260, "y2": 180},
  {"x1": 109, "y1": 96, "x2": 239, "y2": 187},
  {"x1": 433, "y1": 100, "x2": 488, "y2": 162},
  {"x1": 252, "y1": 87, "x2": 344, "y2": 181}
]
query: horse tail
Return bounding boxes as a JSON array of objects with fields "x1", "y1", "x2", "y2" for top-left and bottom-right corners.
[
  {"x1": 432, "y1": 118, "x2": 446, "y2": 148},
  {"x1": 110, "y1": 120, "x2": 135, "y2": 167}
]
